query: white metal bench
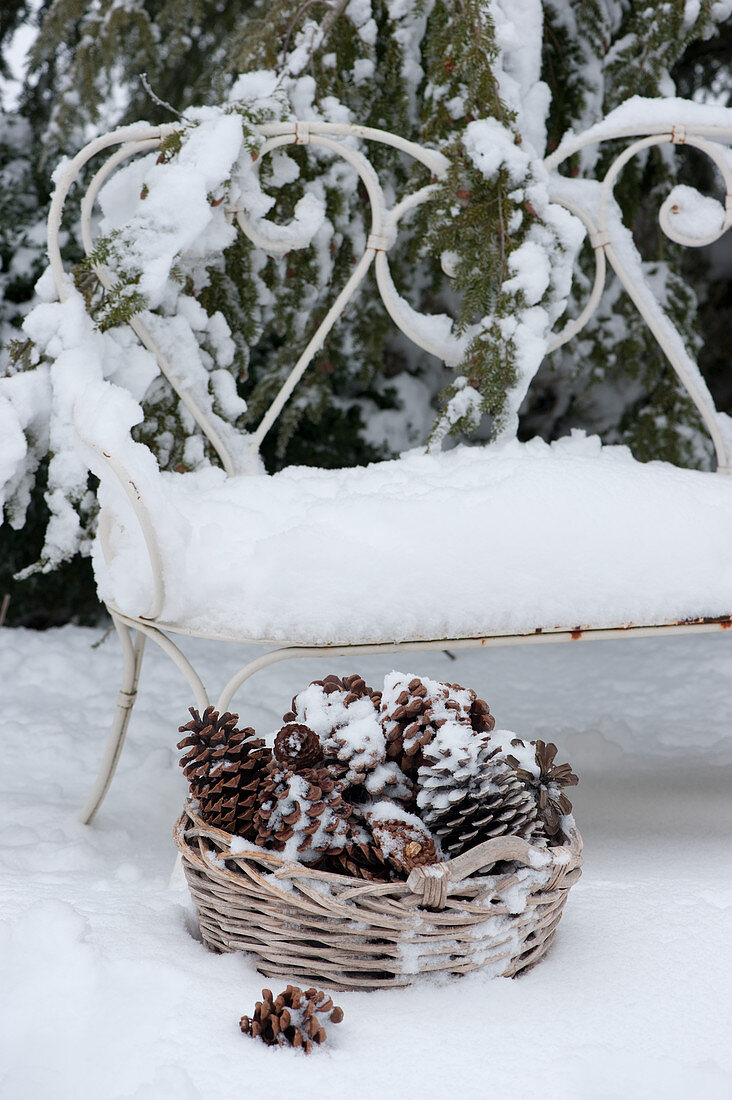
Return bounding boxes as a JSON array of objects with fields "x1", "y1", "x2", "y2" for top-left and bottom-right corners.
[{"x1": 42, "y1": 103, "x2": 732, "y2": 823}]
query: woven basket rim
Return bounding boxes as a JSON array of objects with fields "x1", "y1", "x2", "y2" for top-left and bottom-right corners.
[{"x1": 175, "y1": 798, "x2": 583, "y2": 899}]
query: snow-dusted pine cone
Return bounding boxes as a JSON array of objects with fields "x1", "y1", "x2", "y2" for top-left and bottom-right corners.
[
  {"x1": 177, "y1": 706, "x2": 271, "y2": 839},
  {"x1": 283, "y1": 673, "x2": 395, "y2": 799},
  {"x1": 380, "y1": 673, "x2": 495, "y2": 780},
  {"x1": 240, "y1": 986, "x2": 343, "y2": 1053},
  {"x1": 316, "y1": 824, "x2": 393, "y2": 881},
  {"x1": 252, "y1": 761, "x2": 351, "y2": 862},
  {"x1": 366, "y1": 805, "x2": 440, "y2": 877},
  {"x1": 505, "y1": 738, "x2": 579, "y2": 840},
  {"x1": 416, "y1": 729, "x2": 539, "y2": 859}
]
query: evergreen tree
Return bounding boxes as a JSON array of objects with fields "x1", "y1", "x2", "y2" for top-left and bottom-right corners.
[{"x1": 1, "y1": 1, "x2": 731, "y2": 624}]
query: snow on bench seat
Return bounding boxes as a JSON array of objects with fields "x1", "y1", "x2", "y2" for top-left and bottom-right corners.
[{"x1": 96, "y1": 431, "x2": 732, "y2": 646}]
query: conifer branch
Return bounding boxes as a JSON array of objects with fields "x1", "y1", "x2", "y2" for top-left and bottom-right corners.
[
  {"x1": 140, "y1": 72, "x2": 184, "y2": 119},
  {"x1": 320, "y1": 0, "x2": 349, "y2": 37}
]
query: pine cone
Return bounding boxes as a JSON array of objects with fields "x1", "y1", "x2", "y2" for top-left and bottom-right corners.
[
  {"x1": 253, "y1": 761, "x2": 351, "y2": 862},
  {"x1": 346, "y1": 761, "x2": 414, "y2": 807},
  {"x1": 381, "y1": 674, "x2": 434, "y2": 777},
  {"x1": 240, "y1": 986, "x2": 343, "y2": 1053},
  {"x1": 381, "y1": 673, "x2": 496, "y2": 780},
  {"x1": 505, "y1": 738, "x2": 579, "y2": 840},
  {"x1": 284, "y1": 673, "x2": 390, "y2": 795},
  {"x1": 283, "y1": 673, "x2": 382, "y2": 726},
  {"x1": 417, "y1": 737, "x2": 539, "y2": 859},
  {"x1": 273, "y1": 723, "x2": 324, "y2": 770},
  {"x1": 366, "y1": 808, "x2": 440, "y2": 877},
  {"x1": 177, "y1": 706, "x2": 271, "y2": 840},
  {"x1": 315, "y1": 823, "x2": 392, "y2": 881}
]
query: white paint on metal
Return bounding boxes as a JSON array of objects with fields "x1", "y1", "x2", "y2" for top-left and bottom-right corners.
[{"x1": 78, "y1": 614, "x2": 146, "y2": 824}]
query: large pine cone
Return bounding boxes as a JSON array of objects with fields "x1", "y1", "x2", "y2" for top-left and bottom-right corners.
[
  {"x1": 380, "y1": 673, "x2": 496, "y2": 780},
  {"x1": 177, "y1": 706, "x2": 271, "y2": 840},
  {"x1": 240, "y1": 986, "x2": 343, "y2": 1053},
  {"x1": 252, "y1": 761, "x2": 351, "y2": 862},
  {"x1": 505, "y1": 738, "x2": 579, "y2": 840},
  {"x1": 416, "y1": 738, "x2": 539, "y2": 859}
]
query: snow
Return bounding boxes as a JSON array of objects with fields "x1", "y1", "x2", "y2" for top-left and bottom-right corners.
[
  {"x1": 549, "y1": 96, "x2": 732, "y2": 169},
  {"x1": 464, "y1": 117, "x2": 530, "y2": 185},
  {"x1": 662, "y1": 184, "x2": 727, "y2": 242},
  {"x1": 488, "y1": 0, "x2": 549, "y2": 156},
  {"x1": 1, "y1": 624, "x2": 732, "y2": 1098},
  {"x1": 91, "y1": 430, "x2": 732, "y2": 644}
]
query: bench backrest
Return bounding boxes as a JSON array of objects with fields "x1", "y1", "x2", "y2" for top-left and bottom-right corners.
[{"x1": 46, "y1": 108, "x2": 732, "y2": 478}]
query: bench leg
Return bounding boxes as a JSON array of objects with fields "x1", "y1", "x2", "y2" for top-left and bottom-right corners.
[{"x1": 78, "y1": 613, "x2": 146, "y2": 824}]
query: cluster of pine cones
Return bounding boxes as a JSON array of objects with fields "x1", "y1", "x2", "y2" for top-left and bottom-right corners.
[{"x1": 177, "y1": 672, "x2": 578, "y2": 881}]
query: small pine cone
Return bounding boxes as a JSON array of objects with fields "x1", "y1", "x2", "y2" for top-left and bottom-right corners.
[
  {"x1": 177, "y1": 706, "x2": 271, "y2": 840},
  {"x1": 253, "y1": 761, "x2": 351, "y2": 862},
  {"x1": 380, "y1": 674, "x2": 441, "y2": 777},
  {"x1": 417, "y1": 739, "x2": 539, "y2": 859},
  {"x1": 505, "y1": 738, "x2": 579, "y2": 840},
  {"x1": 273, "y1": 723, "x2": 324, "y2": 770},
  {"x1": 366, "y1": 808, "x2": 440, "y2": 878},
  {"x1": 240, "y1": 985, "x2": 343, "y2": 1053}
]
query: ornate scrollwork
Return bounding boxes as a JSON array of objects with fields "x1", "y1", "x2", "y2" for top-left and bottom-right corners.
[
  {"x1": 47, "y1": 112, "x2": 732, "y2": 482},
  {"x1": 545, "y1": 121, "x2": 732, "y2": 472}
]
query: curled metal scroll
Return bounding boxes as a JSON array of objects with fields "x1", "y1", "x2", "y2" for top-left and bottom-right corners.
[
  {"x1": 229, "y1": 120, "x2": 460, "y2": 454},
  {"x1": 545, "y1": 121, "x2": 732, "y2": 472}
]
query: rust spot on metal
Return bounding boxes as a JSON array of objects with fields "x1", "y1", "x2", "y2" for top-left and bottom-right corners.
[
  {"x1": 534, "y1": 627, "x2": 543, "y2": 634},
  {"x1": 675, "y1": 614, "x2": 732, "y2": 629},
  {"x1": 570, "y1": 627, "x2": 583, "y2": 640}
]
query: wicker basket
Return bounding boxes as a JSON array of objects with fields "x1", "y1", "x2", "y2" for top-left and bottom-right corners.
[{"x1": 175, "y1": 801, "x2": 582, "y2": 991}]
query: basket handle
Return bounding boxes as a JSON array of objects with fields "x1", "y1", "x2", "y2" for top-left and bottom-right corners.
[{"x1": 405, "y1": 835, "x2": 551, "y2": 910}]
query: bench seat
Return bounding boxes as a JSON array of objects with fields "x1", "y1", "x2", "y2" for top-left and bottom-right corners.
[{"x1": 96, "y1": 432, "x2": 732, "y2": 646}]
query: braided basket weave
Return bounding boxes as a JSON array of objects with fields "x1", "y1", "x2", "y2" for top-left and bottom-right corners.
[{"x1": 175, "y1": 801, "x2": 582, "y2": 991}]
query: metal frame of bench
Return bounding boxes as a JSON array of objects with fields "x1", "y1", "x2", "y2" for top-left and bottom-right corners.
[{"x1": 44, "y1": 112, "x2": 732, "y2": 823}]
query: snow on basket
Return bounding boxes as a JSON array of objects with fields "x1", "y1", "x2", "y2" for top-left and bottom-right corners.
[{"x1": 173, "y1": 673, "x2": 583, "y2": 990}]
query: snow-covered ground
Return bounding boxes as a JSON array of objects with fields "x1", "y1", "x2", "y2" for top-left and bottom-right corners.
[{"x1": 1, "y1": 623, "x2": 731, "y2": 1099}]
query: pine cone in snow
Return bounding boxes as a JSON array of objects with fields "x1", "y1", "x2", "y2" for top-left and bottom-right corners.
[
  {"x1": 316, "y1": 825, "x2": 392, "y2": 881},
  {"x1": 417, "y1": 737, "x2": 539, "y2": 859},
  {"x1": 366, "y1": 807, "x2": 440, "y2": 877},
  {"x1": 284, "y1": 673, "x2": 392, "y2": 797},
  {"x1": 380, "y1": 673, "x2": 495, "y2": 780},
  {"x1": 283, "y1": 673, "x2": 382, "y2": 726},
  {"x1": 505, "y1": 738, "x2": 579, "y2": 840},
  {"x1": 252, "y1": 760, "x2": 351, "y2": 862},
  {"x1": 177, "y1": 706, "x2": 271, "y2": 839},
  {"x1": 240, "y1": 986, "x2": 343, "y2": 1053}
]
